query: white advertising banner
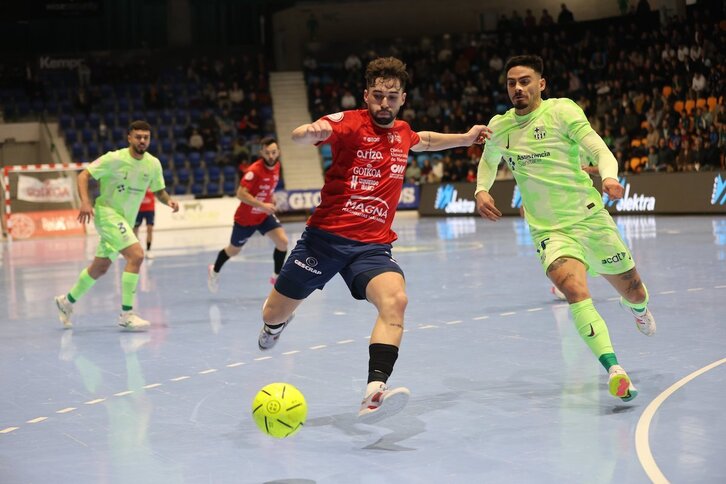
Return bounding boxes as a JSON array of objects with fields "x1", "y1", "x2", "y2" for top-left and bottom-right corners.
[
  {"x1": 16, "y1": 175, "x2": 75, "y2": 203},
  {"x1": 154, "y1": 196, "x2": 239, "y2": 230}
]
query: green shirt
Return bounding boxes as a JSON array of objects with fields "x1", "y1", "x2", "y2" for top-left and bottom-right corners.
[
  {"x1": 477, "y1": 98, "x2": 603, "y2": 230},
  {"x1": 88, "y1": 148, "x2": 165, "y2": 223}
]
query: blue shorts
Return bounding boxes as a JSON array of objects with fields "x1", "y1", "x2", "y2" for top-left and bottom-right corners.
[
  {"x1": 275, "y1": 227, "x2": 404, "y2": 300},
  {"x1": 134, "y1": 210, "x2": 155, "y2": 227},
  {"x1": 230, "y1": 215, "x2": 282, "y2": 247}
]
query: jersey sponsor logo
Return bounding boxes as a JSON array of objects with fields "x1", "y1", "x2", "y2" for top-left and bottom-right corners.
[
  {"x1": 356, "y1": 149, "x2": 384, "y2": 161},
  {"x1": 711, "y1": 174, "x2": 726, "y2": 205},
  {"x1": 294, "y1": 258, "x2": 323, "y2": 275},
  {"x1": 603, "y1": 177, "x2": 656, "y2": 212},
  {"x1": 364, "y1": 136, "x2": 380, "y2": 142},
  {"x1": 351, "y1": 175, "x2": 379, "y2": 191},
  {"x1": 434, "y1": 185, "x2": 475, "y2": 214},
  {"x1": 244, "y1": 171, "x2": 255, "y2": 181},
  {"x1": 390, "y1": 164, "x2": 406, "y2": 174},
  {"x1": 342, "y1": 195, "x2": 390, "y2": 223},
  {"x1": 288, "y1": 191, "x2": 321, "y2": 210},
  {"x1": 601, "y1": 251, "x2": 629, "y2": 265},
  {"x1": 352, "y1": 164, "x2": 382, "y2": 178},
  {"x1": 387, "y1": 132, "x2": 401, "y2": 144},
  {"x1": 516, "y1": 151, "x2": 550, "y2": 164},
  {"x1": 533, "y1": 126, "x2": 546, "y2": 140},
  {"x1": 326, "y1": 112, "x2": 344, "y2": 122}
]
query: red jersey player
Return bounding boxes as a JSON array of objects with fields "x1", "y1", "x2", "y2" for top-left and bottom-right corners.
[
  {"x1": 133, "y1": 189, "x2": 156, "y2": 258},
  {"x1": 207, "y1": 137, "x2": 289, "y2": 292},
  {"x1": 256, "y1": 57, "x2": 491, "y2": 424}
]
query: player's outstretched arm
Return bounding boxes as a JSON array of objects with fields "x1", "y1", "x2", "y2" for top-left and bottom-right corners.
[
  {"x1": 76, "y1": 169, "x2": 94, "y2": 224},
  {"x1": 291, "y1": 119, "x2": 333, "y2": 145},
  {"x1": 154, "y1": 189, "x2": 179, "y2": 212},
  {"x1": 411, "y1": 125, "x2": 492, "y2": 152}
]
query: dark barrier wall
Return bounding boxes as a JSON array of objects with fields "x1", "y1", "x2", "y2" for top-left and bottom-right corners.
[{"x1": 419, "y1": 172, "x2": 726, "y2": 216}]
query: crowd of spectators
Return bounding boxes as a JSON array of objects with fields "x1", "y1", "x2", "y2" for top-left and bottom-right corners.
[{"x1": 303, "y1": 2, "x2": 725, "y2": 184}]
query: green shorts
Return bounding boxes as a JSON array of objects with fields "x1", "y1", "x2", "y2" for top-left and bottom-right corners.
[
  {"x1": 93, "y1": 207, "x2": 139, "y2": 260},
  {"x1": 530, "y1": 209, "x2": 635, "y2": 276}
]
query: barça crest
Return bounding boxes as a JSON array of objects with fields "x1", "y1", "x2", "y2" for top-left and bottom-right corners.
[{"x1": 533, "y1": 126, "x2": 546, "y2": 140}]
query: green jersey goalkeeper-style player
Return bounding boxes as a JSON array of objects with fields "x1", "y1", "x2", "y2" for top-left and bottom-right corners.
[
  {"x1": 475, "y1": 55, "x2": 655, "y2": 402},
  {"x1": 55, "y1": 120, "x2": 179, "y2": 331}
]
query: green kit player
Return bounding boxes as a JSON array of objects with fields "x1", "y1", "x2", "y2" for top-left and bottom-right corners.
[
  {"x1": 55, "y1": 120, "x2": 179, "y2": 331},
  {"x1": 475, "y1": 55, "x2": 655, "y2": 402}
]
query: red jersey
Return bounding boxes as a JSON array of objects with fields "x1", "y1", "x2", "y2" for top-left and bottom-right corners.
[
  {"x1": 308, "y1": 109, "x2": 420, "y2": 244},
  {"x1": 139, "y1": 189, "x2": 155, "y2": 212},
  {"x1": 234, "y1": 158, "x2": 280, "y2": 226}
]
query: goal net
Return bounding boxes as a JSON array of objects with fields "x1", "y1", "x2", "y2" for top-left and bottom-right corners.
[{"x1": 1, "y1": 163, "x2": 88, "y2": 240}]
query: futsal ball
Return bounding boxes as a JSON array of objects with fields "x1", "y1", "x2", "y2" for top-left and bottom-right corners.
[{"x1": 251, "y1": 382, "x2": 307, "y2": 438}]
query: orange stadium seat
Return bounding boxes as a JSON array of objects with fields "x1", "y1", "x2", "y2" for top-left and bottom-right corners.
[
  {"x1": 673, "y1": 100, "x2": 685, "y2": 113},
  {"x1": 684, "y1": 99, "x2": 696, "y2": 115},
  {"x1": 630, "y1": 139, "x2": 641, "y2": 148},
  {"x1": 640, "y1": 120, "x2": 650, "y2": 129},
  {"x1": 696, "y1": 98, "x2": 707, "y2": 110},
  {"x1": 630, "y1": 157, "x2": 642, "y2": 172},
  {"x1": 662, "y1": 86, "x2": 673, "y2": 98}
]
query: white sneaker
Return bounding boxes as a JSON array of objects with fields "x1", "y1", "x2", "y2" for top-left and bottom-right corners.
[
  {"x1": 208, "y1": 264, "x2": 219, "y2": 293},
  {"x1": 620, "y1": 300, "x2": 656, "y2": 336},
  {"x1": 357, "y1": 382, "x2": 411, "y2": 424},
  {"x1": 551, "y1": 285, "x2": 566, "y2": 300},
  {"x1": 118, "y1": 311, "x2": 151, "y2": 331},
  {"x1": 55, "y1": 295, "x2": 73, "y2": 329},
  {"x1": 258, "y1": 313, "x2": 294, "y2": 350},
  {"x1": 608, "y1": 365, "x2": 638, "y2": 402}
]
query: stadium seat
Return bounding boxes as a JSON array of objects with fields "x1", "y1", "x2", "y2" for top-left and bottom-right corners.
[
  {"x1": 193, "y1": 167, "x2": 206, "y2": 183},
  {"x1": 104, "y1": 112, "x2": 117, "y2": 128},
  {"x1": 71, "y1": 142, "x2": 85, "y2": 160},
  {"x1": 191, "y1": 183, "x2": 204, "y2": 196},
  {"x1": 222, "y1": 165, "x2": 236, "y2": 180},
  {"x1": 177, "y1": 168, "x2": 190, "y2": 184},
  {"x1": 173, "y1": 152, "x2": 186, "y2": 168},
  {"x1": 629, "y1": 157, "x2": 642, "y2": 172},
  {"x1": 158, "y1": 154, "x2": 170, "y2": 169},
  {"x1": 673, "y1": 100, "x2": 684, "y2": 113},
  {"x1": 86, "y1": 141, "x2": 100, "y2": 159},
  {"x1": 630, "y1": 139, "x2": 641, "y2": 148},
  {"x1": 640, "y1": 120, "x2": 650, "y2": 130},
  {"x1": 102, "y1": 140, "x2": 115, "y2": 153},
  {"x1": 223, "y1": 180, "x2": 237, "y2": 195},
  {"x1": 208, "y1": 166, "x2": 221, "y2": 183},
  {"x1": 696, "y1": 98, "x2": 707, "y2": 110},
  {"x1": 59, "y1": 114, "x2": 73, "y2": 131},
  {"x1": 64, "y1": 130, "x2": 78, "y2": 145},
  {"x1": 206, "y1": 182, "x2": 220, "y2": 195},
  {"x1": 203, "y1": 151, "x2": 217, "y2": 166},
  {"x1": 173, "y1": 184, "x2": 188, "y2": 195},
  {"x1": 172, "y1": 125, "x2": 185, "y2": 139},
  {"x1": 73, "y1": 113, "x2": 86, "y2": 129},
  {"x1": 188, "y1": 152, "x2": 202, "y2": 168},
  {"x1": 161, "y1": 139, "x2": 174, "y2": 154},
  {"x1": 88, "y1": 113, "x2": 101, "y2": 129},
  {"x1": 163, "y1": 168, "x2": 174, "y2": 185},
  {"x1": 662, "y1": 85, "x2": 672, "y2": 98},
  {"x1": 684, "y1": 99, "x2": 695, "y2": 115}
]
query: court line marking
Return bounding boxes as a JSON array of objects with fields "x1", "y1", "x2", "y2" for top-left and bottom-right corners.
[
  {"x1": 4, "y1": 283, "x2": 724, "y2": 435},
  {"x1": 26, "y1": 417, "x2": 47, "y2": 424},
  {"x1": 635, "y1": 357, "x2": 726, "y2": 484}
]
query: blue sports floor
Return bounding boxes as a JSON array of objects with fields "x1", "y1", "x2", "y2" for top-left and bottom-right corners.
[{"x1": 1, "y1": 213, "x2": 725, "y2": 484}]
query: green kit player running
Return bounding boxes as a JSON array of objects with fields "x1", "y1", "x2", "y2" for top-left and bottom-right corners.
[
  {"x1": 55, "y1": 120, "x2": 179, "y2": 331},
  {"x1": 475, "y1": 55, "x2": 656, "y2": 402}
]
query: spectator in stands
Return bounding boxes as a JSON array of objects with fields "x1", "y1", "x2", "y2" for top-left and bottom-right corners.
[
  {"x1": 691, "y1": 71, "x2": 707, "y2": 95},
  {"x1": 524, "y1": 9, "x2": 537, "y2": 28},
  {"x1": 540, "y1": 9, "x2": 554, "y2": 27},
  {"x1": 676, "y1": 138, "x2": 698, "y2": 171},
  {"x1": 189, "y1": 129, "x2": 204, "y2": 152},
  {"x1": 644, "y1": 146, "x2": 659, "y2": 171},
  {"x1": 645, "y1": 123, "x2": 660, "y2": 149},
  {"x1": 656, "y1": 137, "x2": 676, "y2": 172},
  {"x1": 510, "y1": 10, "x2": 524, "y2": 29},
  {"x1": 614, "y1": 126, "x2": 630, "y2": 154},
  {"x1": 702, "y1": 138, "x2": 720, "y2": 170},
  {"x1": 420, "y1": 158, "x2": 433, "y2": 182},
  {"x1": 636, "y1": 0, "x2": 651, "y2": 17},
  {"x1": 558, "y1": 4, "x2": 574, "y2": 24},
  {"x1": 229, "y1": 82, "x2": 244, "y2": 107},
  {"x1": 405, "y1": 159, "x2": 422, "y2": 184},
  {"x1": 340, "y1": 89, "x2": 357, "y2": 110}
]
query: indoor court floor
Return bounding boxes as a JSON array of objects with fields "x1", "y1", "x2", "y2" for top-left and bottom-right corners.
[{"x1": 1, "y1": 213, "x2": 724, "y2": 484}]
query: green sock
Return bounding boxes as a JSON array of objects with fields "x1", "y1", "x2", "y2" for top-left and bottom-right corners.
[
  {"x1": 620, "y1": 283, "x2": 649, "y2": 313},
  {"x1": 121, "y1": 272, "x2": 140, "y2": 311},
  {"x1": 570, "y1": 298, "x2": 617, "y2": 371},
  {"x1": 68, "y1": 268, "x2": 97, "y2": 303}
]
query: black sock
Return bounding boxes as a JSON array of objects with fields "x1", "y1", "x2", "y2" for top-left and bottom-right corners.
[
  {"x1": 213, "y1": 249, "x2": 231, "y2": 272},
  {"x1": 146, "y1": 241, "x2": 151, "y2": 251},
  {"x1": 273, "y1": 248, "x2": 287, "y2": 274},
  {"x1": 367, "y1": 343, "x2": 399, "y2": 384}
]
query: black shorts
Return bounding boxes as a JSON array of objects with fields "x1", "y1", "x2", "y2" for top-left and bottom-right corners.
[
  {"x1": 134, "y1": 210, "x2": 155, "y2": 227},
  {"x1": 275, "y1": 227, "x2": 404, "y2": 300},
  {"x1": 229, "y1": 215, "x2": 282, "y2": 247}
]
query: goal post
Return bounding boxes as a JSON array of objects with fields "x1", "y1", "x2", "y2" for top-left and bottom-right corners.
[{"x1": 1, "y1": 163, "x2": 88, "y2": 240}]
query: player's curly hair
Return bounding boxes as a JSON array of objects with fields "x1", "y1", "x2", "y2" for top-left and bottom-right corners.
[
  {"x1": 365, "y1": 57, "x2": 409, "y2": 90},
  {"x1": 128, "y1": 120, "x2": 152, "y2": 132},
  {"x1": 504, "y1": 55, "x2": 544, "y2": 76}
]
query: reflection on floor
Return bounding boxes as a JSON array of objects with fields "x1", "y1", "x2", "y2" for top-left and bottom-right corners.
[{"x1": 1, "y1": 214, "x2": 725, "y2": 484}]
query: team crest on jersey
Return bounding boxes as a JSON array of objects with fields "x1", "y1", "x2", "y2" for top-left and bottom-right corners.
[
  {"x1": 387, "y1": 132, "x2": 401, "y2": 144},
  {"x1": 326, "y1": 112, "x2": 344, "y2": 122},
  {"x1": 533, "y1": 126, "x2": 546, "y2": 140},
  {"x1": 244, "y1": 171, "x2": 255, "y2": 181}
]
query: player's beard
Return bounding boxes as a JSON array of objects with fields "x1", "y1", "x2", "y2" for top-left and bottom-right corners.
[
  {"x1": 372, "y1": 108, "x2": 395, "y2": 126},
  {"x1": 133, "y1": 145, "x2": 146, "y2": 155}
]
